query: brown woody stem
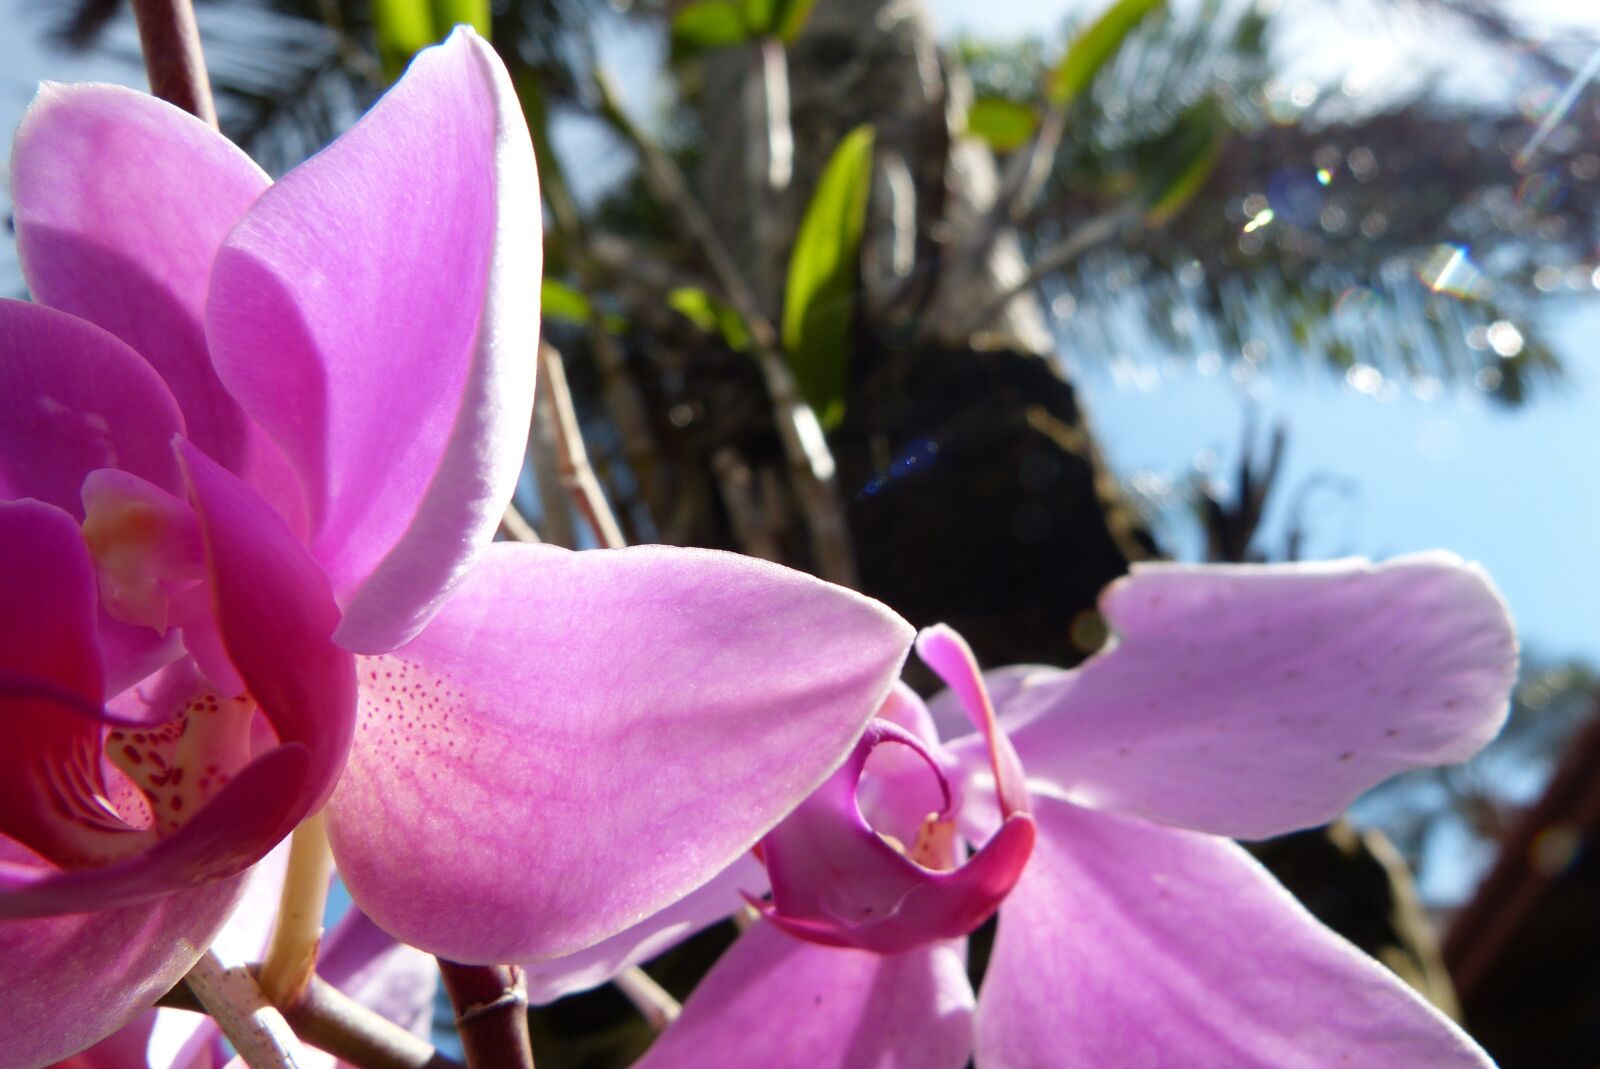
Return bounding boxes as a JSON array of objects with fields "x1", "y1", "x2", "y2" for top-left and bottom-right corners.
[
  {"x1": 437, "y1": 961, "x2": 535, "y2": 1069},
  {"x1": 130, "y1": 0, "x2": 217, "y2": 127}
]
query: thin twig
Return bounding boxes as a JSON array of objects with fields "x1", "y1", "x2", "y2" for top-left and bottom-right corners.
[
  {"x1": 130, "y1": 0, "x2": 217, "y2": 126},
  {"x1": 524, "y1": 81, "x2": 669, "y2": 533},
  {"x1": 614, "y1": 967, "x2": 681, "y2": 1031},
  {"x1": 539, "y1": 343, "x2": 626, "y2": 549},
  {"x1": 712, "y1": 447, "x2": 784, "y2": 564},
  {"x1": 593, "y1": 70, "x2": 857, "y2": 584},
  {"x1": 954, "y1": 202, "x2": 1141, "y2": 338},
  {"x1": 499, "y1": 504, "x2": 542, "y2": 544},
  {"x1": 183, "y1": 952, "x2": 305, "y2": 1069},
  {"x1": 437, "y1": 961, "x2": 535, "y2": 1069},
  {"x1": 163, "y1": 970, "x2": 459, "y2": 1069}
]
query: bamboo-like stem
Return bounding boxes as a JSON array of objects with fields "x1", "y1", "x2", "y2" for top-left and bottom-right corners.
[
  {"x1": 539, "y1": 343, "x2": 626, "y2": 549},
  {"x1": 184, "y1": 952, "x2": 306, "y2": 1068},
  {"x1": 162, "y1": 969, "x2": 460, "y2": 1069},
  {"x1": 130, "y1": 0, "x2": 217, "y2": 127},
  {"x1": 745, "y1": 38, "x2": 794, "y2": 308},
  {"x1": 614, "y1": 967, "x2": 681, "y2": 1031},
  {"x1": 592, "y1": 70, "x2": 857, "y2": 585},
  {"x1": 259, "y1": 813, "x2": 334, "y2": 1008},
  {"x1": 437, "y1": 961, "x2": 535, "y2": 1069}
]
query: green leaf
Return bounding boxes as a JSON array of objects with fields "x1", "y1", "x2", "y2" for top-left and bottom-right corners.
[
  {"x1": 1047, "y1": 0, "x2": 1167, "y2": 106},
  {"x1": 671, "y1": 1, "x2": 752, "y2": 53},
  {"x1": 372, "y1": 0, "x2": 435, "y2": 80},
  {"x1": 373, "y1": 0, "x2": 490, "y2": 81},
  {"x1": 771, "y1": 0, "x2": 820, "y2": 41},
  {"x1": 541, "y1": 279, "x2": 594, "y2": 325},
  {"x1": 671, "y1": 0, "x2": 815, "y2": 54},
  {"x1": 430, "y1": 0, "x2": 491, "y2": 37},
  {"x1": 1138, "y1": 97, "x2": 1227, "y2": 226},
  {"x1": 668, "y1": 288, "x2": 752, "y2": 352},
  {"x1": 965, "y1": 97, "x2": 1039, "y2": 153},
  {"x1": 782, "y1": 125, "x2": 874, "y2": 429}
]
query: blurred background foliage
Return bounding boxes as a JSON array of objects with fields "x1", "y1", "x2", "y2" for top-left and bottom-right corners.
[{"x1": 39, "y1": 0, "x2": 1600, "y2": 1065}]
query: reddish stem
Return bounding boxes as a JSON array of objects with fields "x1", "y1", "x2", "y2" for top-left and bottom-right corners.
[
  {"x1": 437, "y1": 961, "x2": 535, "y2": 1069},
  {"x1": 130, "y1": 0, "x2": 218, "y2": 127}
]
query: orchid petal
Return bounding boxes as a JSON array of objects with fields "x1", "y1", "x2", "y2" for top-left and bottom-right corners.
[
  {"x1": 1003, "y1": 555, "x2": 1517, "y2": 839},
  {"x1": 8, "y1": 83, "x2": 303, "y2": 531},
  {"x1": 326, "y1": 543, "x2": 912, "y2": 963},
  {"x1": 523, "y1": 852, "x2": 767, "y2": 1004},
  {"x1": 0, "y1": 300, "x2": 184, "y2": 514},
  {"x1": 0, "y1": 299, "x2": 193, "y2": 693},
  {"x1": 177, "y1": 443, "x2": 356, "y2": 818},
  {"x1": 0, "y1": 449, "x2": 354, "y2": 919},
  {"x1": 51, "y1": 845, "x2": 290, "y2": 1069},
  {"x1": 207, "y1": 28, "x2": 540, "y2": 653},
  {"x1": 974, "y1": 797, "x2": 1495, "y2": 1069},
  {"x1": 915, "y1": 626, "x2": 1029, "y2": 817},
  {"x1": 634, "y1": 922, "x2": 974, "y2": 1069},
  {"x1": 761, "y1": 720, "x2": 1034, "y2": 955},
  {"x1": 0, "y1": 835, "x2": 246, "y2": 1069}
]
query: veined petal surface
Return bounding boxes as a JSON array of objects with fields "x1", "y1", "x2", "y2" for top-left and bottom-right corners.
[
  {"x1": 327, "y1": 543, "x2": 912, "y2": 963},
  {"x1": 633, "y1": 923, "x2": 974, "y2": 1069},
  {"x1": 207, "y1": 28, "x2": 541, "y2": 653},
  {"x1": 975, "y1": 797, "x2": 1495, "y2": 1068},
  {"x1": 1003, "y1": 556, "x2": 1517, "y2": 839}
]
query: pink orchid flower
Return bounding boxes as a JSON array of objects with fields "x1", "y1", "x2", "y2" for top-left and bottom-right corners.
[
  {"x1": 0, "y1": 28, "x2": 911, "y2": 1066},
  {"x1": 600, "y1": 557, "x2": 1517, "y2": 1068}
]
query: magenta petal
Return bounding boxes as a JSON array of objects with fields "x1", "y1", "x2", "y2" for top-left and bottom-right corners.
[
  {"x1": 0, "y1": 446, "x2": 356, "y2": 917},
  {"x1": 318, "y1": 908, "x2": 439, "y2": 1047},
  {"x1": 975, "y1": 797, "x2": 1495, "y2": 1068},
  {"x1": 1004, "y1": 556, "x2": 1518, "y2": 838},
  {"x1": 915, "y1": 626, "x2": 1029, "y2": 817},
  {"x1": 0, "y1": 498, "x2": 102, "y2": 709},
  {"x1": 207, "y1": 28, "x2": 541, "y2": 654},
  {"x1": 0, "y1": 845, "x2": 245, "y2": 1069},
  {"x1": 523, "y1": 852, "x2": 766, "y2": 1004},
  {"x1": 326, "y1": 543, "x2": 911, "y2": 963},
  {"x1": 177, "y1": 442, "x2": 355, "y2": 817},
  {"x1": 0, "y1": 300, "x2": 185, "y2": 513},
  {"x1": 634, "y1": 923, "x2": 974, "y2": 1069},
  {"x1": 761, "y1": 721, "x2": 1034, "y2": 954},
  {"x1": 8, "y1": 83, "x2": 299, "y2": 519}
]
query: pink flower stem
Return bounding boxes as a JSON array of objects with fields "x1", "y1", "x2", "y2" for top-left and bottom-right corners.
[
  {"x1": 437, "y1": 960, "x2": 535, "y2": 1069},
  {"x1": 130, "y1": 0, "x2": 218, "y2": 127}
]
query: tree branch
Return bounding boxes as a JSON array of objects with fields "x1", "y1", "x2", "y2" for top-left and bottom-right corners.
[
  {"x1": 162, "y1": 969, "x2": 459, "y2": 1069},
  {"x1": 593, "y1": 70, "x2": 857, "y2": 584},
  {"x1": 130, "y1": 0, "x2": 217, "y2": 126}
]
